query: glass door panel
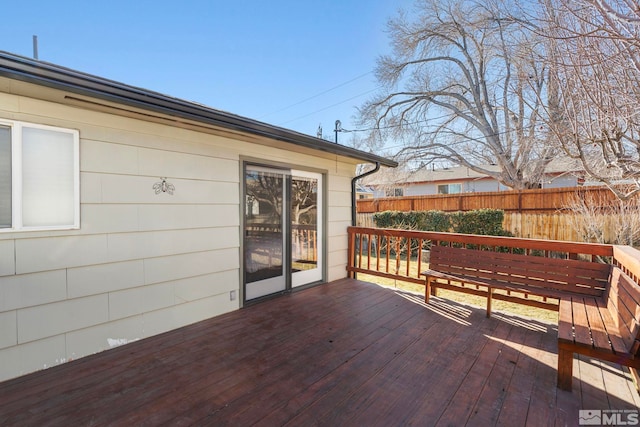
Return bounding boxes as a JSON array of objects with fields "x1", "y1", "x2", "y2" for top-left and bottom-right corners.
[
  {"x1": 291, "y1": 170, "x2": 322, "y2": 287},
  {"x1": 244, "y1": 166, "x2": 287, "y2": 301}
]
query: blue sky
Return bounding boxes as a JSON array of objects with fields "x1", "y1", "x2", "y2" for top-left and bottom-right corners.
[{"x1": 0, "y1": 1, "x2": 413, "y2": 145}]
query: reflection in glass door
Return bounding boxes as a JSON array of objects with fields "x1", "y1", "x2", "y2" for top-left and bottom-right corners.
[
  {"x1": 291, "y1": 171, "x2": 322, "y2": 287},
  {"x1": 244, "y1": 166, "x2": 287, "y2": 301},
  {"x1": 243, "y1": 165, "x2": 324, "y2": 302}
]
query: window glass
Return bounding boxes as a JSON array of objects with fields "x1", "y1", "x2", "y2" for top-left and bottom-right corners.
[
  {"x1": 385, "y1": 187, "x2": 404, "y2": 197},
  {"x1": 449, "y1": 183, "x2": 462, "y2": 194},
  {"x1": 22, "y1": 127, "x2": 75, "y2": 227},
  {"x1": 291, "y1": 175, "x2": 318, "y2": 272},
  {"x1": 0, "y1": 126, "x2": 10, "y2": 228},
  {"x1": 438, "y1": 183, "x2": 462, "y2": 195}
]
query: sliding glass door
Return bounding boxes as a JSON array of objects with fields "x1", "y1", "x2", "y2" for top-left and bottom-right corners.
[
  {"x1": 243, "y1": 165, "x2": 323, "y2": 302},
  {"x1": 244, "y1": 166, "x2": 287, "y2": 301},
  {"x1": 291, "y1": 170, "x2": 322, "y2": 287}
]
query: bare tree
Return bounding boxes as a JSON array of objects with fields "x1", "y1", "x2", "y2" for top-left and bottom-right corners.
[
  {"x1": 539, "y1": 0, "x2": 640, "y2": 199},
  {"x1": 246, "y1": 174, "x2": 317, "y2": 225},
  {"x1": 245, "y1": 173, "x2": 283, "y2": 223},
  {"x1": 360, "y1": 0, "x2": 555, "y2": 189},
  {"x1": 291, "y1": 178, "x2": 317, "y2": 224},
  {"x1": 563, "y1": 187, "x2": 640, "y2": 245}
]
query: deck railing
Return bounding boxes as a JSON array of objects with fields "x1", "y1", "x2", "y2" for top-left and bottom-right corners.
[
  {"x1": 346, "y1": 227, "x2": 640, "y2": 299},
  {"x1": 347, "y1": 226, "x2": 640, "y2": 387}
]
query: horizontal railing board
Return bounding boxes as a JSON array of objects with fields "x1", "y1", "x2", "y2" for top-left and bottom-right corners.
[{"x1": 349, "y1": 226, "x2": 614, "y2": 257}]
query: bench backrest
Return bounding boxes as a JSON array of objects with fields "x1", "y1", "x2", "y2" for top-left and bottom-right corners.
[
  {"x1": 606, "y1": 267, "x2": 640, "y2": 355},
  {"x1": 429, "y1": 245, "x2": 610, "y2": 298}
]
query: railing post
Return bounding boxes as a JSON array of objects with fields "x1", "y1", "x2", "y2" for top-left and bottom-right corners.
[{"x1": 347, "y1": 227, "x2": 356, "y2": 279}]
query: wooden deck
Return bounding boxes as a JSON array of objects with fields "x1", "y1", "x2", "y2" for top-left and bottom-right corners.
[{"x1": 1, "y1": 278, "x2": 638, "y2": 426}]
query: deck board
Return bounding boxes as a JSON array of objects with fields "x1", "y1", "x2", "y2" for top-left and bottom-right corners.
[{"x1": 0, "y1": 278, "x2": 638, "y2": 426}]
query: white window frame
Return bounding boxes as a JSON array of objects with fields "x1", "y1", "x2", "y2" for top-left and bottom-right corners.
[
  {"x1": 1, "y1": 119, "x2": 80, "y2": 232},
  {"x1": 385, "y1": 187, "x2": 404, "y2": 197}
]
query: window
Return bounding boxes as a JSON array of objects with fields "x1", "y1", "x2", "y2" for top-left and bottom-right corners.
[
  {"x1": 0, "y1": 120, "x2": 79, "y2": 231},
  {"x1": 0, "y1": 126, "x2": 10, "y2": 228},
  {"x1": 437, "y1": 183, "x2": 462, "y2": 194},
  {"x1": 385, "y1": 187, "x2": 404, "y2": 197}
]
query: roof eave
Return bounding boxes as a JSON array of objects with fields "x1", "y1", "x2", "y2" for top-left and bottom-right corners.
[{"x1": 0, "y1": 51, "x2": 397, "y2": 168}]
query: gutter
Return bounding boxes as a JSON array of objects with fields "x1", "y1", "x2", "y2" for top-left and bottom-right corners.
[
  {"x1": 0, "y1": 51, "x2": 398, "y2": 168},
  {"x1": 351, "y1": 162, "x2": 381, "y2": 226}
]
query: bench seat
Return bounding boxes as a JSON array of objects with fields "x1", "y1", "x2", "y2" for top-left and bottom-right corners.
[
  {"x1": 420, "y1": 245, "x2": 640, "y2": 391},
  {"x1": 557, "y1": 267, "x2": 640, "y2": 390},
  {"x1": 422, "y1": 245, "x2": 610, "y2": 317}
]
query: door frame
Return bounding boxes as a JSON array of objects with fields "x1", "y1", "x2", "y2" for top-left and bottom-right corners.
[
  {"x1": 290, "y1": 169, "x2": 323, "y2": 288},
  {"x1": 243, "y1": 164, "x2": 289, "y2": 302},
  {"x1": 240, "y1": 158, "x2": 327, "y2": 306}
]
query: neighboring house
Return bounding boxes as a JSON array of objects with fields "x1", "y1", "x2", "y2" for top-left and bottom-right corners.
[
  {"x1": 0, "y1": 51, "x2": 396, "y2": 382},
  {"x1": 355, "y1": 183, "x2": 375, "y2": 200},
  {"x1": 366, "y1": 160, "x2": 582, "y2": 197}
]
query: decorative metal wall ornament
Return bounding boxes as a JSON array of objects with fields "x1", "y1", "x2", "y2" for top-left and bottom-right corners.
[{"x1": 153, "y1": 177, "x2": 175, "y2": 195}]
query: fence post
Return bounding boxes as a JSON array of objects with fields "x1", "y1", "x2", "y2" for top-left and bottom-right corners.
[{"x1": 518, "y1": 191, "x2": 523, "y2": 213}]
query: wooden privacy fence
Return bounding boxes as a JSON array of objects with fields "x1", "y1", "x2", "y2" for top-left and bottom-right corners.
[
  {"x1": 357, "y1": 212, "x2": 624, "y2": 242},
  {"x1": 356, "y1": 186, "x2": 627, "y2": 242},
  {"x1": 503, "y1": 213, "x2": 579, "y2": 241},
  {"x1": 357, "y1": 186, "x2": 617, "y2": 214}
]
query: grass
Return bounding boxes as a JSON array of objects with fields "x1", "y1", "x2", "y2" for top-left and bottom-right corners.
[{"x1": 356, "y1": 255, "x2": 560, "y2": 325}]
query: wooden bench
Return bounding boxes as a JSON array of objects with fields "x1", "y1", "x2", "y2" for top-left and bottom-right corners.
[
  {"x1": 557, "y1": 266, "x2": 640, "y2": 390},
  {"x1": 421, "y1": 245, "x2": 640, "y2": 391},
  {"x1": 421, "y1": 245, "x2": 611, "y2": 317}
]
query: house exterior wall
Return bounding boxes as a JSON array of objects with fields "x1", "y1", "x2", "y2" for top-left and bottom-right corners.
[
  {"x1": 0, "y1": 86, "x2": 359, "y2": 381},
  {"x1": 544, "y1": 175, "x2": 578, "y2": 189},
  {"x1": 402, "y1": 179, "x2": 502, "y2": 196},
  {"x1": 463, "y1": 179, "x2": 503, "y2": 193},
  {"x1": 373, "y1": 178, "x2": 502, "y2": 197},
  {"x1": 374, "y1": 175, "x2": 578, "y2": 198}
]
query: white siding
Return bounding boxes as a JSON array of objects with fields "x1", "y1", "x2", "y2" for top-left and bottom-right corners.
[
  {"x1": 67, "y1": 261, "x2": 145, "y2": 298},
  {"x1": 66, "y1": 315, "x2": 144, "y2": 358},
  {"x1": 17, "y1": 295, "x2": 109, "y2": 343},
  {"x1": 0, "y1": 336, "x2": 67, "y2": 381},
  {"x1": 0, "y1": 240, "x2": 15, "y2": 275},
  {"x1": 0, "y1": 311, "x2": 17, "y2": 349},
  {"x1": 327, "y1": 173, "x2": 353, "y2": 282},
  {"x1": 0, "y1": 86, "x2": 360, "y2": 381},
  {"x1": 0, "y1": 270, "x2": 68, "y2": 311}
]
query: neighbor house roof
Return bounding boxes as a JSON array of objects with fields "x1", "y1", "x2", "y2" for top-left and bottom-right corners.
[
  {"x1": 363, "y1": 165, "x2": 502, "y2": 186},
  {"x1": 364, "y1": 157, "x2": 584, "y2": 186},
  {"x1": 0, "y1": 51, "x2": 397, "y2": 168}
]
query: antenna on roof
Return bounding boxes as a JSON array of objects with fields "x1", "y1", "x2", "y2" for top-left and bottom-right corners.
[
  {"x1": 334, "y1": 120, "x2": 342, "y2": 144},
  {"x1": 317, "y1": 124, "x2": 322, "y2": 139},
  {"x1": 32, "y1": 35, "x2": 39, "y2": 60}
]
